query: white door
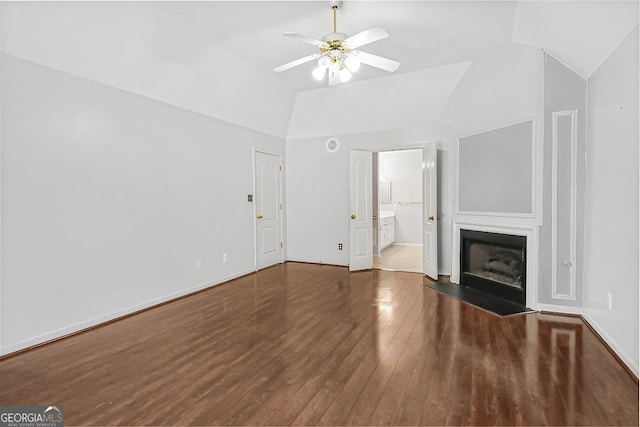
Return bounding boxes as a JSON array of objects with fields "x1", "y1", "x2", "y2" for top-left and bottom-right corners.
[
  {"x1": 349, "y1": 150, "x2": 373, "y2": 271},
  {"x1": 254, "y1": 151, "x2": 283, "y2": 269},
  {"x1": 423, "y1": 143, "x2": 438, "y2": 280}
]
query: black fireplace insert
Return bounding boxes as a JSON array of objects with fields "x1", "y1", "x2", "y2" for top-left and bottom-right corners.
[{"x1": 460, "y1": 229, "x2": 526, "y2": 306}]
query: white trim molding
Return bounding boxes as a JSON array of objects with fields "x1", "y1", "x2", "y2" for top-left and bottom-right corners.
[
  {"x1": 551, "y1": 110, "x2": 578, "y2": 301},
  {"x1": 455, "y1": 118, "x2": 542, "y2": 223},
  {"x1": 1, "y1": 269, "x2": 256, "y2": 355},
  {"x1": 583, "y1": 312, "x2": 640, "y2": 377},
  {"x1": 537, "y1": 303, "x2": 582, "y2": 315},
  {"x1": 451, "y1": 218, "x2": 539, "y2": 310}
]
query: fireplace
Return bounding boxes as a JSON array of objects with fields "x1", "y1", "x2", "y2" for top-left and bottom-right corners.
[{"x1": 460, "y1": 229, "x2": 527, "y2": 305}]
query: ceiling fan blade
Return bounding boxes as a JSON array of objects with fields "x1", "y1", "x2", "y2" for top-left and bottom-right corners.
[
  {"x1": 282, "y1": 32, "x2": 325, "y2": 48},
  {"x1": 356, "y1": 51, "x2": 399, "y2": 72},
  {"x1": 273, "y1": 54, "x2": 320, "y2": 72},
  {"x1": 344, "y1": 27, "x2": 389, "y2": 49}
]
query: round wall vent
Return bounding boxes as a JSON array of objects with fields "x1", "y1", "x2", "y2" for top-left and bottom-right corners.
[{"x1": 326, "y1": 137, "x2": 340, "y2": 153}]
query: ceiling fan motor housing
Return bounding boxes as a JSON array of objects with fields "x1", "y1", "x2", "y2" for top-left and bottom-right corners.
[{"x1": 322, "y1": 32, "x2": 348, "y2": 43}]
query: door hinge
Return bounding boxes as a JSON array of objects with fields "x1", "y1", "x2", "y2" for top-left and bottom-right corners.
[
  {"x1": 280, "y1": 204, "x2": 283, "y2": 210},
  {"x1": 281, "y1": 242, "x2": 283, "y2": 248},
  {"x1": 279, "y1": 165, "x2": 282, "y2": 171}
]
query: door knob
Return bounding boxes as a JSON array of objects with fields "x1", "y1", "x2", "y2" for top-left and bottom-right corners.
[
  {"x1": 257, "y1": 215, "x2": 263, "y2": 219},
  {"x1": 351, "y1": 215, "x2": 356, "y2": 219},
  {"x1": 427, "y1": 215, "x2": 435, "y2": 221}
]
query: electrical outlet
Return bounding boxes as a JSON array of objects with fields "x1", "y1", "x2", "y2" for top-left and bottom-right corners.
[
  {"x1": 223, "y1": 253, "x2": 228, "y2": 263},
  {"x1": 196, "y1": 258, "x2": 203, "y2": 269},
  {"x1": 606, "y1": 292, "x2": 613, "y2": 310},
  {"x1": 338, "y1": 243, "x2": 343, "y2": 250}
]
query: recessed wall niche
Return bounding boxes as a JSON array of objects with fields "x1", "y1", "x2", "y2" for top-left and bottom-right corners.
[{"x1": 458, "y1": 121, "x2": 534, "y2": 215}]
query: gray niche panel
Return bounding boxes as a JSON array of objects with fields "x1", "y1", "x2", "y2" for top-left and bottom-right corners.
[{"x1": 459, "y1": 121, "x2": 533, "y2": 214}]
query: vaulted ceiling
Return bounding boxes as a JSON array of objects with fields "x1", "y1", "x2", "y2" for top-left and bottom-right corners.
[
  {"x1": 1, "y1": 1, "x2": 637, "y2": 137},
  {"x1": 152, "y1": 1, "x2": 637, "y2": 85}
]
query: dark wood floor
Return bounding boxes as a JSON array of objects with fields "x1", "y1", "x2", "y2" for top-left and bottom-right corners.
[{"x1": 1, "y1": 263, "x2": 637, "y2": 426}]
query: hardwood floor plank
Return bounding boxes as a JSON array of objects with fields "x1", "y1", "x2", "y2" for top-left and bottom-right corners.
[
  {"x1": 292, "y1": 271, "x2": 419, "y2": 425},
  {"x1": 316, "y1": 274, "x2": 423, "y2": 425},
  {"x1": 390, "y1": 290, "x2": 451, "y2": 425},
  {"x1": 367, "y1": 286, "x2": 438, "y2": 425},
  {"x1": 0, "y1": 263, "x2": 636, "y2": 426},
  {"x1": 342, "y1": 293, "x2": 423, "y2": 425}
]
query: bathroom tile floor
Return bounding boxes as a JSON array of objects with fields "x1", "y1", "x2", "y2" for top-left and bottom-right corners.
[{"x1": 374, "y1": 244, "x2": 423, "y2": 273}]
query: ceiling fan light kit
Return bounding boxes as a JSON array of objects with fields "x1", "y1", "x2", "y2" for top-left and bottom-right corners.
[{"x1": 274, "y1": 0, "x2": 399, "y2": 86}]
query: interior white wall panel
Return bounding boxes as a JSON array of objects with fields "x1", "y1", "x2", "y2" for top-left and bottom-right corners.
[
  {"x1": 0, "y1": 2, "x2": 295, "y2": 138},
  {"x1": 451, "y1": 42, "x2": 544, "y2": 308},
  {"x1": 1, "y1": 54, "x2": 284, "y2": 353},
  {"x1": 539, "y1": 55, "x2": 586, "y2": 307},
  {"x1": 287, "y1": 62, "x2": 470, "y2": 140},
  {"x1": 286, "y1": 124, "x2": 454, "y2": 275},
  {"x1": 512, "y1": 1, "x2": 639, "y2": 78},
  {"x1": 583, "y1": 26, "x2": 639, "y2": 375}
]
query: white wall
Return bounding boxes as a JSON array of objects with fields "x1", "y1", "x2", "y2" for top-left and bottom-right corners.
[
  {"x1": 511, "y1": 0, "x2": 639, "y2": 78},
  {"x1": 1, "y1": 55, "x2": 284, "y2": 354},
  {"x1": 378, "y1": 150, "x2": 423, "y2": 245},
  {"x1": 539, "y1": 54, "x2": 587, "y2": 307},
  {"x1": 0, "y1": 2, "x2": 295, "y2": 138},
  {"x1": 287, "y1": 62, "x2": 470, "y2": 140},
  {"x1": 450, "y1": 43, "x2": 544, "y2": 305},
  {"x1": 285, "y1": 61, "x2": 467, "y2": 275},
  {"x1": 583, "y1": 27, "x2": 639, "y2": 374},
  {"x1": 452, "y1": 43, "x2": 544, "y2": 136},
  {"x1": 286, "y1": 124, "x2": 454, "y2": 274}
]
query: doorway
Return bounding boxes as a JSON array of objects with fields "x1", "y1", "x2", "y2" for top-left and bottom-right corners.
[
  {"x1": 254, "y1": 150, "x2": 284, "y2": 270},
  {"x1": 373, "y1": 149, "x2": 424, "y2": 273},
  {"x1": 348, "y1": 143, "x2": 438, "y2": 280}
]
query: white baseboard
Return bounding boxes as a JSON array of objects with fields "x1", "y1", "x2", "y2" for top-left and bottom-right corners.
[
  {"x1": 581, "y1": 312, "x2": 639, "y2": 377},
  {"x1": 1, "y1": 268, "x2": 255, "y2": 356},
  {"x1": 286, "y1": 258, "x2": 349, "y2": 267},
  {"x1": 536, "y1": 303, "x2": 583, "y2": 315},
  {"x1": 392, "y1": 243, "x2": 422, "y2": 247},
  {"x1": 536, "y1": 304, "x2": 638, "y2": 377}
]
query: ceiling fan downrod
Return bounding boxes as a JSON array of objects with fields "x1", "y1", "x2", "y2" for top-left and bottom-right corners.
[{"x1": 330, "y1": 0, "x2": 343, "y2": 33}]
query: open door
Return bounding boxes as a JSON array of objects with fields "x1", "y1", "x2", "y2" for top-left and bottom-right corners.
[
  {"x1": 423, "y1": 143, "x2": 438, "y2": 280},
  {"x1": 349, "y1": 150, "x2": 373, "y2": 271}
]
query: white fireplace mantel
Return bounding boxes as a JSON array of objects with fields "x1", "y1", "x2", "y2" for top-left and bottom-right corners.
[{"x1": 451, "y1": 217, "x2": 539, "y2": 310}]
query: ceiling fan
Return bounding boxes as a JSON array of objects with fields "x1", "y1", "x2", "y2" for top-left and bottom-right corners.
[{"x1": 273, "y1": 0, "x2": 399, "y2": 85}]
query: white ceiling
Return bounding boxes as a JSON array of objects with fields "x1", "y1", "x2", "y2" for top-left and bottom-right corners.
[
  {"x1": 152, "y1": 0, "x2": 638, "y2": 89},
  {"x1": 152, "y1": 1, "x2": 517, "y2": 88},
  {"x1": 1, "y1": 1, "x2": 637, "y2": 137}
]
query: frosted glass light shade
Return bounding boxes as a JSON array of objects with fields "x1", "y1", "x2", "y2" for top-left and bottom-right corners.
[
  {"x1": 345, "y1": 54, "x2": 360, "y2": 72},
  {"x1": 312, "y1": 66, "x2": 327, "y2": 81},
  {"x1": 339, "y1": 67, "x2": 352, "y2": 83},
  {"x1": 318, "y1": 56, "x2": 331, "y2": 68}
]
